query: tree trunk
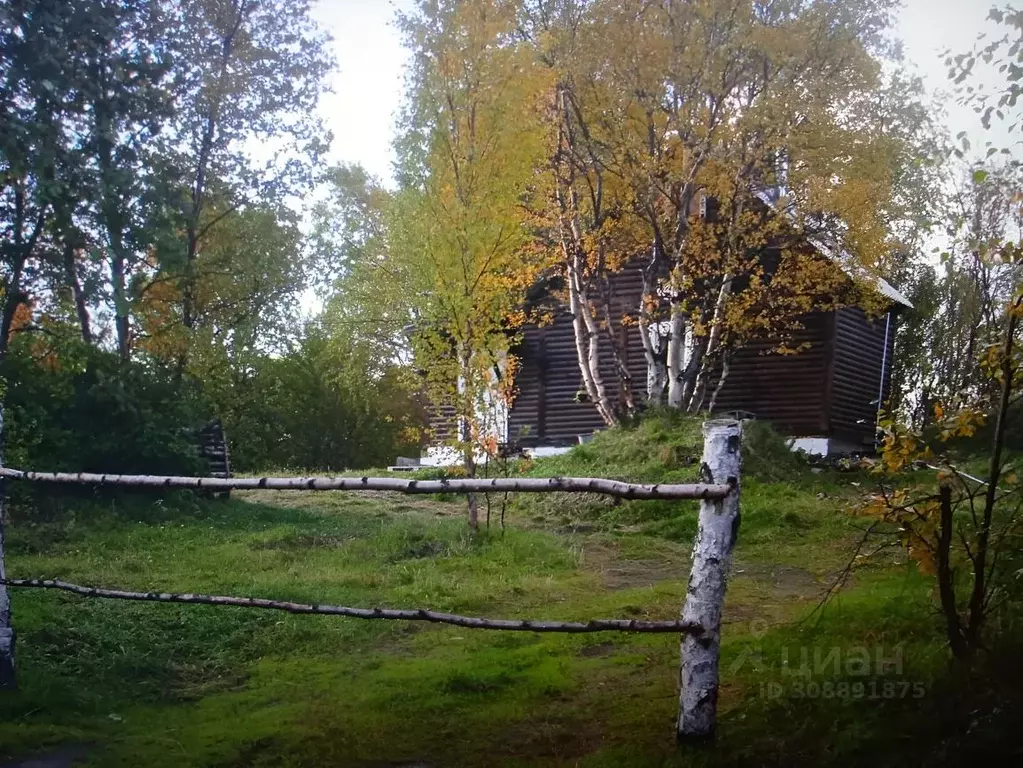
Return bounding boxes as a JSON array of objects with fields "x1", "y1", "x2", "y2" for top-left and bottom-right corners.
[
  {"x1": 707, "y1": 350, "x2": 731, "y2": 413},
  {"x1": 639, "y1": 243, "x2": 667, "y2": 405},
  {"x1": 0, "y1": 283, "x2": 25, "y2": 357},
  {"x1": 599, "y1": 275, "x2": 635, "y2": 416},
  {"x1": 93, "y1": 69, "x2": 131, "y2": 362},
  {"x1": 678, "y1": 419, "x2": 742, "y2": 741},
  {"x1": 666, "y1": 304, "x2": 686, "y2": 407},
  {"x1": 62, "y1": 242, "x2": 92, "y2": 344},
  {"x1": 690, "y1": 275, "x2": 734, "y2": 412},
  {"x1": 110, "y1": 248, "x2": 130, "y2": 361},
  {"x1": 456, "y1": 342, "x2": 480, "y2": 530},
  {"x1": 0, "y1": 253, "x2": 29, "y2": 358},
  {"x1": 680, "y1": 334, "x2": 707, "y2": 410},
  {"x1": 568, "y1": 254, "x2": 616, "y2": 425},
  {"x1": 936, "y1": 483, "x2": 968, "y2": 659},
  {"x1": 182, "y1": 2, "x2": 247, "y2": 332},
  {"x1": 644, "y1": 329, "x2": 668, "y2": 406},
  {"x1": 0, "y1": 196, "x2": 45, "y2": 689},
  {"x1": 554, "y1": 85, "x2": 617, "y2": 426},
  {"x1": 0, "y1": 404, "x2": 15, "y2": 688},
  {"x1": 966, "y1": 297, "x2": 1020, "y2": 646}
]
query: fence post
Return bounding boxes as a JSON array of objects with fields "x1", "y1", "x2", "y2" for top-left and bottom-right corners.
[
  {"x1": 0, "y1": 404, "x2": 15, "y2": 688},
  {"x1": 677, "y1": 419, "x2": 742, "y2": 741}
]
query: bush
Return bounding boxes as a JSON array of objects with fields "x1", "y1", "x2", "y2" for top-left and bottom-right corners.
[{"x1": 2, "y1": 342, "x2": 205, "y2": 477}]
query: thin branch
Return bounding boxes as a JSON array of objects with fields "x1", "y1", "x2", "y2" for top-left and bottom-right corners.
[
  {"x1": 1, "y1": 579, "x2": 704, "y2": 635},
  {"x1": 196, "y1": 200, "x2": 247, "y2": 243}
]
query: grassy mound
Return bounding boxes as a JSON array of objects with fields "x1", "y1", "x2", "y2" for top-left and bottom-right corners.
[
  {"x1": 509, "y1": 412, "x2": 831, "y2": 545},
  {"x1": 520, "y1": 410, "x2": 806, "y2": 484}
]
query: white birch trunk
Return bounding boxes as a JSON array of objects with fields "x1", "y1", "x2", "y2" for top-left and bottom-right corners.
[
  {"x1": 647, "y1": 353, "x2": 667, "y2": 406},
  {"x1": 707, "y1": 352, "x2": 731, "y2": 414},
  {"x1": 639, "y1": 292, "x2": 667, "y2": 405},
  {"x1": 638, "y1": 248, "x2": 667, "y2": 406},
  {"x1": 666, "y1": 304, "x2": 686, "y2": 408},
  {"x1": 678, "y1": 419, "x2": 742, "y2": 741},
  {"x1": 690, "y1": 275, "x2": 734, "y2": 413},
  {"x1": 0, "y1": 404, "x2": 14, "y2": 688},
  {"x1": 568, "y1": 257, "x2": 616, "y2": 425}
]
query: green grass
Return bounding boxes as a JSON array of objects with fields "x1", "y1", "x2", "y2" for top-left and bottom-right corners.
[{"x1": 1, "y1": 418, "x2": 1020, "y2": 766}]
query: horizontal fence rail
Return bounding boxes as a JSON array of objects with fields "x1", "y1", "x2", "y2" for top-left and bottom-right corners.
[
  {"x1": 0, "y1": 467, "x2": 731, "y2": 501},
  {"x1": 1, "y1": 579, "x2": 704, "y2": 635}
]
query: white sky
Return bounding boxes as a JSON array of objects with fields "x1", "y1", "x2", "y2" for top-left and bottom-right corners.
[
  {"x1": 310, "y1": 0, "x2": 416, "y2": 186},
  {"x1": 309, "y1": 0, "x2": 1012, "y2": 188}
]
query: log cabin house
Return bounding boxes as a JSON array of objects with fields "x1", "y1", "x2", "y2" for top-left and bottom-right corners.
[
  {"x1": 422, "y1": 193, "x2": 912, "y2": 463},
  {"x1": 504, "y1": 282, "x2": 909, "y2": 459}
]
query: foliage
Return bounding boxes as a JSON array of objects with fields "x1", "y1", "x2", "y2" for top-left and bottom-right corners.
[
  {"x1": 0, "y1": 0, "x2": 333, "y2": 366},
  {"x1": 311, "y1": 164, "x2": 413, "y2": 370},
  {"x1": 0, "y1": 338, "x2": 204, "y2": 480},
  {"x1": 135, "y1": 203, "x2": 308, "y2": 366},
  {"x1": 863, "y1": 287, "x2": 1022, "y2": 659},
  {"x1": 0, "y1": 0, "x2": 423, "y2": 486},
  {"x1": 215, "y1": 328, "x2": 424, "y2": 473},
  {"x1": 389, "y1": 0, "x2": 551, "y2": 526},
  {"x1": 891, "y1": 162, "x2": 1023, "y2": 425},
  {"x1": 857, "y1": 19, "x2": 1023, "y2": 659},
  {"x1": 155, "y1": 0, "x2": 332, "y2": 359},
  {"x1": 946, "y1": 4, "x2": 1023, "y2": 136},
  {"x1": 514, "y1": 0, "x2": 933, "y2": 421}
]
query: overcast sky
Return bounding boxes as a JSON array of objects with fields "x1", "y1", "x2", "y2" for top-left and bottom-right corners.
[{"x1": 308, "y1": 0, "x2": 1010, "y2": 187}]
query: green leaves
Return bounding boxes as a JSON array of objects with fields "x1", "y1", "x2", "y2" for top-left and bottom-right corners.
[{"x1": 387, "y1": 0, "x2": 549, "y2": 460}]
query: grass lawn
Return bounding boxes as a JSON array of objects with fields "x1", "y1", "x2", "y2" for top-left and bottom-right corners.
[{"x1": 1, "y1": 417, "x2": 1020, "y2": 766}]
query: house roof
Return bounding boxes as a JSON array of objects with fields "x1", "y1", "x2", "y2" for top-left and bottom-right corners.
[{"x1": 754, "y1": 190, "x2": 913, "y2": 309}]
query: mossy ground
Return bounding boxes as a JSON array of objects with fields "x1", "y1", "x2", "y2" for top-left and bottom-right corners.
[{"x1": 1, "y1": 417, "x2": 1020, "y2": 766}]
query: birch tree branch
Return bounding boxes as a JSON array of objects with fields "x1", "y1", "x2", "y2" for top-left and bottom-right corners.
[
  {"x1": 0, "y1": 468, "x2": 730, "y2": 501},
  {"x1": 1, "y1": 579, "x2": 704, "y2": 635}
]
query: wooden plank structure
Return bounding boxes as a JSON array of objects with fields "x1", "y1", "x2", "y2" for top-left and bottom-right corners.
[
  {"x1": 0, "y1": 421, "x2": 743, "y2": 742},
  {"x1": 506, "y1": 261, "x2": 904, "y2": 452},
  {"x1": 195, "y1": 419, "x2": 232, "y2": 495}
]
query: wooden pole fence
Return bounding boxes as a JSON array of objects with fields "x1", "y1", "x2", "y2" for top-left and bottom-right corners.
[
  {"x1": 0, "y1": 468, "x2": 730, "y2": 501},
  {"x1": 0, "y1": 578, "x2": 704, "y2": 634},
  {"x1": 0, "y1": 420, "x2": 743, "y2": 743}
]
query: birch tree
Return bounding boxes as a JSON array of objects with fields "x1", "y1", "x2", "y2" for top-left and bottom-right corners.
[
  {"x1": 394, "y1": 0, "x2": 549, "y2": 528},
  {"x1": 520, "y1": 0, "x2": 915, "y2": 420}
]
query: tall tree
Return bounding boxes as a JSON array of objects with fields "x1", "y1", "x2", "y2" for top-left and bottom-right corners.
[
  {"x1": 0, "y1": 0, "x2": 88, "y2": 358},
  {"x1": 394, "y1": 0, "x2": 549, "y2": 528},
  {"x1": 153, "y1": 0, "x2": 332, "y2": 366},
  {"x1": 523, "y1": 0, "x2": 927, "y2": 420},
  {"x1": 78, "y1": 0, "x2": 173, "y2": 360},
  {"x1": 1, "y1": 0, "x2": 100, "y2": 684},
  {"x1": 310, "y1": 164, "x2": 409, "y2": 354},
  {"x1": 892, "y1": 161, "x2": 1023, "y2": 426}
]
